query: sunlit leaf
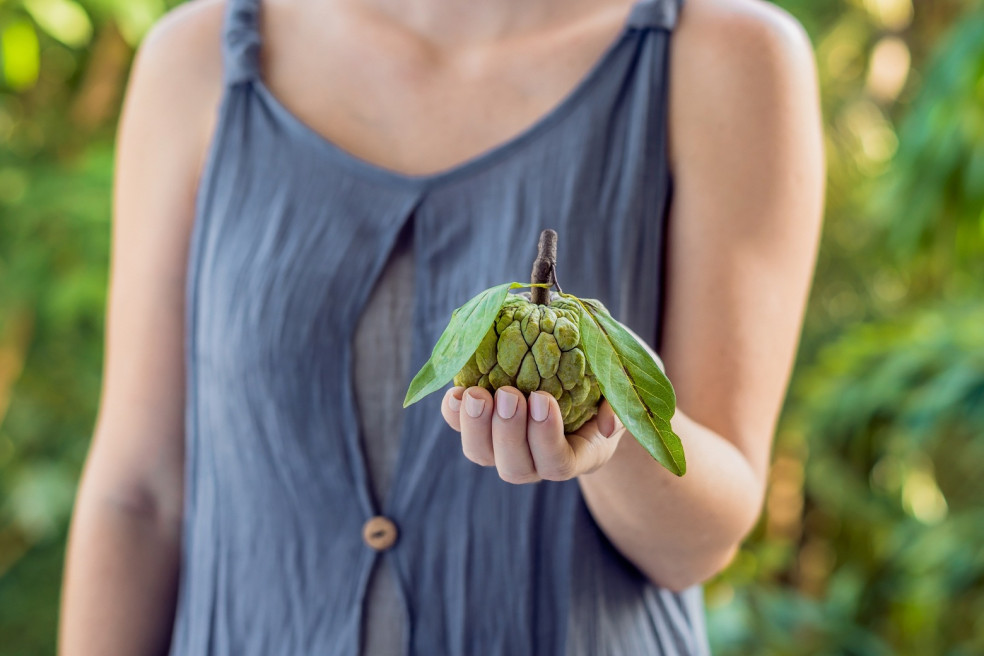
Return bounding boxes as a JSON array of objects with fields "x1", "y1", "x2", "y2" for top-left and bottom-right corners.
[
  {"x1": 1, "y1": 20, "x2": 40, "y2": 90},
  {"x1": 23, "y1": 0, "x2": 93, "y2": 48}
]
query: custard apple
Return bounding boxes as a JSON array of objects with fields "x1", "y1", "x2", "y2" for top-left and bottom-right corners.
[{"x1": 453, "y1": 294, "x2": 602, "y2": 432}]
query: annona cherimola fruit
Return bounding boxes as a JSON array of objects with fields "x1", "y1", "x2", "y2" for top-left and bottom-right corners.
[
  {"x1": 403, "y1": 229, "x2": 687, "y2": 476},
  {"x1": 453, "y1": 293, "x2": 602, "y2": 432}
]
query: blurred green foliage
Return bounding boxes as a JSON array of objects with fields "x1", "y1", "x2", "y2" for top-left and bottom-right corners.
[
  {"x1": 0, "y1": 1, "x2": 178, "y2": 653},
  {"x1": 0, "y1": 0, "x2": 982, "y2": 654},
  {"x1": 703, "y1": 1, "x2": 984, "y2": 654}
]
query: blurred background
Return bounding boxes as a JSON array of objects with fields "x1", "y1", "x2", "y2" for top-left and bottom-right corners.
[{"x1": 0, "y1": 0, "x2": 982, "y2": 653}]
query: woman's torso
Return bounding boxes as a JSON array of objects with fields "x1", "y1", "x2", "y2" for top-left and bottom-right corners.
[
  {"x1": 246, "y1": 0, "x2": 664, "y2": 177},
  {"x1": 170, "y1": 0, "x2": 710, "y2": 654}
]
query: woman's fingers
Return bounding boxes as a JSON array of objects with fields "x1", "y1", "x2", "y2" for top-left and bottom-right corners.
[
  {"x1": 441, "y1": 387, "x2": 464, "y2": 432},
  {"x1": 526, "y1": 392, "x2": 577, "y2": 480},
  {"x1": 450, "y1": 388, "x2": 623, "y2": 482},
  {"x1": 593, "y1": 400, "x2": 624, "y2": 440},
  {"x1": 567, "y1": 401, "x2": 624, "y2": 475},
  {"x1": 458, "y1": 386, "x2": 496, "y2": 466},
  {"x1": 490, "y1": 387, "x2": 539, "y2": 484}
]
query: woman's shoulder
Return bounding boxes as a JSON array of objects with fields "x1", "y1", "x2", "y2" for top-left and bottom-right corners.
[
  {"x1": 123, "y1": 0, "x2": 227, "y2": 181},
  {"x1": 676, "y1": 0, "x2": 812, "y2": 54},
  {"x1": 668, "y1": 0, "x2": 820, "y2": 172},
  {"x1": 141, "y1": 0, "x2": 226, "y2": 61},
  {"x1": 672, "y1": 0, "x2": 815, "y2": 96},
  {"x1": 137, "y1": 0, "x2": 226, "y2": 83}
]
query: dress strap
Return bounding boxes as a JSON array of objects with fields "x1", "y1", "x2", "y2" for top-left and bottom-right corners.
[
  {"x1": 626, "y1": 0, "x2": 681, "y2": 31},
  {"x1": 222, "y1": 0, "x2": 262, "y2": 85}
]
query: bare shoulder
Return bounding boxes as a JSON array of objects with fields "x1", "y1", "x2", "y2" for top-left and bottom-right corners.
[
  {"x1": 668, "y1": 0, "x2": 820, "y2": 159},
  {"x1": 134, "y1": 0, "x2": 225, "y2": 88},
  {"x1": 122, "y1": 0, "x2": 227, "y2": 172},
  {"x1": 141, "y1": 0, "x2": 225, "y2": 53},
  {"x1": 666, "y1": 0, "x2": 823, "y2": 206},
  {"x1": 673, "y1": 0, "x2": 815, "y2": 79}
]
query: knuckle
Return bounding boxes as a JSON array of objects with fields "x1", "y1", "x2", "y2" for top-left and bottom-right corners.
[
  {"x1": 462, "y1": 411, "x2": 491, "y2": 428},
  {"x1": 539, "y1": 457, "x2": 578, "y2": 481},
  {"x1": 442, "y1": 409, "x2": 460, "y2": 429},
  {"x1": 580, "y1": 438, "x2": 602, "y2": 464},
  {"x1": 494, "y1": 428, "x2": 528, "y2": 446},
  {"x1": 461, "y1": 442, "x2": 494, "y2": 467},
  {"x1": 470, "y1": 453, "x2": 496, "y2": 467},
  {"x1": 499, "y1": 469, "x2": 538, "y2": 485}
]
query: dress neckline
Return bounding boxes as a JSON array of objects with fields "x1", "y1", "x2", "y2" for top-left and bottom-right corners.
[{"x1": 248, "y1": 0, "x2": 659, "y2": 190}]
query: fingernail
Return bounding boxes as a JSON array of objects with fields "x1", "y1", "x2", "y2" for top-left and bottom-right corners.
[
  {"x1": 465, "y1": 391, "x2": 485, "y2": 418},
  {"x1": 448, "y1": 389, "x2": 462, "y2": 412},
  {"x1": 496, "y1": 389, "x2": 518, "y2": 420},
  {"x1": 599, "y1": 411, "x2": 616, "y2": 437},
  {"x1": 530, "y1": 392, "x2": 549, "y2": 422}
]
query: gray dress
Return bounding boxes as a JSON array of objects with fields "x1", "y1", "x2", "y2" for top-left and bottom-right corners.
[{"x1": 169, "y1": 0, "x2": 711, "y2": 653}]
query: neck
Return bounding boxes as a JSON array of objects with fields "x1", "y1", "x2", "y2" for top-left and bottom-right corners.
[{"x1": 337, "y1": 0, "x2": 611, "y2": 46}]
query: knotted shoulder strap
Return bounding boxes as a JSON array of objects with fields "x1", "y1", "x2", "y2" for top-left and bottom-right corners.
[
  {"x1": 222, "y1": 0, "x2": 262, "y2": 84},
  {"x1": 627, "y1": 0, "x2": 682, "y2": 31}
]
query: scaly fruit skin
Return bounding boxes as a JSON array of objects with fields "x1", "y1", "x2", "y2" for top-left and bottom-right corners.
[{"x1": 453, "y1": 294, "x2": 602, "y2": 432}]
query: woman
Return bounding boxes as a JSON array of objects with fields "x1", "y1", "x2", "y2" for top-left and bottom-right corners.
[{"x1": 58, "y1": 0, "x2": 824, "y2": 653}]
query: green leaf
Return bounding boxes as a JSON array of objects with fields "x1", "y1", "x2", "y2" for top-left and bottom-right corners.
[
  {"x1": 23, "y1": 0, "x2": 94, "y2": 48},
  {"x1": 1, "y1": 20, "x2": 40, "y2": 91},
  {"x1": 573, "y1": 296, "x2": 686, "y2": 476},
  {"x1": 403, "y1": 282, "x2": 527, "y2": 407}
]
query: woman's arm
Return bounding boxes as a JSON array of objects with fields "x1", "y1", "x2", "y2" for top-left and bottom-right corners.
[
  {"x1": 58, "y1": 3, "x2": 224, "y2": 653},
  {"x1": 441, "y1": 0, "x2": 824, "y2": 591},
  {"x1": 576, "y1": 0, "x2": 825, "y2": 590}
]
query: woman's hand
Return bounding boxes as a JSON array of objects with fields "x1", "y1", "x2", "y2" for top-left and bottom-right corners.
[{"x1": 440, "y1": 386, "x2": 624, "y2": 483}]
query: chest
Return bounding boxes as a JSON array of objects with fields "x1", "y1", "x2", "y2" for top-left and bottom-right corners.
[
  {"x1": 193, "y1": 1, "x2": 676, "y2": 373},
  {"x1": 256, "y1": 1, "x2": 636, "y2": 176}
]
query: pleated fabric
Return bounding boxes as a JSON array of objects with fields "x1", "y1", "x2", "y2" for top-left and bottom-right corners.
[{"x1": 169, "y1": 0, "x2": 712, "y2": 653}]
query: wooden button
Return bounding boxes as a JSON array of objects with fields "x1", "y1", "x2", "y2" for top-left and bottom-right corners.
[{"x1": 362, "y1": 516, "x2": 398, "y2": 551}]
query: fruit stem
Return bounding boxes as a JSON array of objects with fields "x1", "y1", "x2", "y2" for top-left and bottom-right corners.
[{"x1": 531, "y1": 229, "x2": 558, "y2": 305}]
